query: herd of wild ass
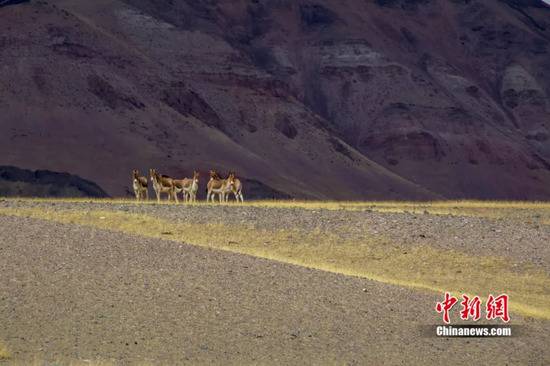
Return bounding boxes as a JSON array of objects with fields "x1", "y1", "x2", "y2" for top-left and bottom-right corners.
[{"x1": 132, "y1": 169, "x2": 244, "y2": 203}]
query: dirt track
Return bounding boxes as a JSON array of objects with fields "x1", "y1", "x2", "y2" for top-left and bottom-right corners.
[{"x1": 0, "y1": 204, "x2": 549, "y2": 365}]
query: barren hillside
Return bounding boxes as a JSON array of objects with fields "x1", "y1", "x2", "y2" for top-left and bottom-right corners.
[{"x1": 1, "y1": 0, "x2": 549, "y2": 199}]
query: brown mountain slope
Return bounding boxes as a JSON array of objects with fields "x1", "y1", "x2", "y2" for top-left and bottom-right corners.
[
  {"x1": 0, "y1": 0, "x2": 437, "y2": 199},
  {"x1": 117, "y1": 0, "x2": 550, "y2": 199},
  {"x1": 0, "y1": 0, "x2": 549, "y2": 199}
]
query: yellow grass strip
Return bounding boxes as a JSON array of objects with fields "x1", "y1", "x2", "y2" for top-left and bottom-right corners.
[
  {"x1": 0, "y1": 341, "x2": 10, "y2": 360},
  {"x1": 4, "y1": 198, "x2": 550, "y2": 221},
  {"x1": 1, "y1": 207, "x2": 549, "y2": 320},
  {"x1": 1, "y1": 358, "x2": 128, "y2": 366},
  {"x1": 4, "y1": 197, "x2": 550, "y2": 209}
]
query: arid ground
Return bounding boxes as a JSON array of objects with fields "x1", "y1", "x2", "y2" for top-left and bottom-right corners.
[{"x1": 0, "y1": 199, "x2": 549, "y2": 365}]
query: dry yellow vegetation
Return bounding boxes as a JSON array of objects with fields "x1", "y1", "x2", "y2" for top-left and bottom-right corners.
[
  {"x1": 0, "y1": 341, "x2": 10, "y2": 361},
  {"x1": 0, "y1": 359, "x2": 148, "y2": 366},
  {"x1": 6, "y1": 197, "x2": 550, "y2": 219},
  {"x1": 0, "y1": 200, "x2": 549, "y2": 321}
]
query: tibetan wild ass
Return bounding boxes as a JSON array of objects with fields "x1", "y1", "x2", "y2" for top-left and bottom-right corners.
[
  {"x1": 173, "y1": 171, "x2": 200, "y2": 203},
  {"x1": 150, "y1": 168, "x2": 175, "y2": 203},
  {"x1": 132, "y1": 169, "x2": 149, "y2": 201},
  {"x1": 206, "y1": 170, "x2": 233, "y2": 203},
  {"x1": 226, "y1": 172, "x2": 244, "y2": 202}
]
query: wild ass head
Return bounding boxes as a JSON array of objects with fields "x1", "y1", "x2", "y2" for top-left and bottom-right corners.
[
  {"x1": 227, "y1": 172, "x2": 236, "y2": 188},
  {"x1": 209, "y1": 170, "x2": 221, "y2": 181}
]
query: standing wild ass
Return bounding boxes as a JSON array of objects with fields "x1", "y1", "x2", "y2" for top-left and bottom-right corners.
[
  {"x1": 150, "y1": 169, "x2": 175, "y2": 203},
  {"x1": 226, "y1": 172, "x2": 244, "y2": 203},
  {"x1": 206, "y1": 170, "x2": 233, "y2": 203},
  {"x1": 132, "y1": 169, "x2": 149, "y2": 201},
  {"x1": 173, "y1": 171, "x2": 200, "y2": 203}
]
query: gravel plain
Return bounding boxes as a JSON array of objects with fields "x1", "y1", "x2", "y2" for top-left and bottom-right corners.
[
  {"x1": 0, "y1": 200, "x2": 549, "y2": 365},
  {"x1": 2, "y1": 200, "x2": 548, "y2": 272}
]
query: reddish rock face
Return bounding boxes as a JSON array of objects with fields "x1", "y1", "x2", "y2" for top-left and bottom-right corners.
[{"x1": 0, "y1": 0, "x2": 549, "y2": 199}]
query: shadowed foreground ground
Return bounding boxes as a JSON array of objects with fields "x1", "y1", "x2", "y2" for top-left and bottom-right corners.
[{"x1": 0, "y1": 213, "x2": 549, "y2": 365}]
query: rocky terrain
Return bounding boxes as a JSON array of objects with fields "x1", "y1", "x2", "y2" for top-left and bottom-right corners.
[
  {"x1": 1, "y1": 0, "x2": 550, "y2": 199},
  {"x1": 0, "y1": 201, "x2": 549, "y2": 365},
  {"x1": 0, "y1": 166, "x2": 108, "y2": 198}
]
